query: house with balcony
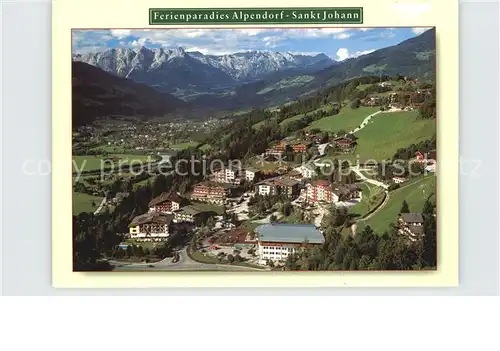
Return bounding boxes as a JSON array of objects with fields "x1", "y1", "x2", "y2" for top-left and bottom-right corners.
[
  {"x1": 128, "y1": 213, "x2": 174, "y2": 242},
  {"x1": 398, "y1": 212, "x2": 425, "y2": 241}
]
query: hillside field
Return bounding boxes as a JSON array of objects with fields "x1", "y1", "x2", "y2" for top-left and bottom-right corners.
[
  {"x1": 73, "y1": 192, "x2": 102, "y2": 215},
  {"x1": 305, "y1": 106, "x2": 379, "y2": 133},
  {"x1": 359, "y1": 175, "x2": 436, "y2": 234},
  {"x1": 349, "y1": 110, "x2": 435, "y2": 162},
  {"x1": 320, "y1": 110, "x2": 435, "y2": 163},
  {"x1": 169, "y1": 141, "x2": 200, "y2": 150},
  {"x1": 73, "y1": 154, "x2": 156, "y2": 173},
  {"x1": 350, "y1": 183, "x2": 385, "y2": 218}
]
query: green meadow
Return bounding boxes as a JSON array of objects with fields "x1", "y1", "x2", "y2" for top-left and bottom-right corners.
[
  {"x1": 305, "y1": 106, "x2": 379, "y2": 133},
  {"x1": 359, "y1": 175, "x2": 436, "y2": 234}
]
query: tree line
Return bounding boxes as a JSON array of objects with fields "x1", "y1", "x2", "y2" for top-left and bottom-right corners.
[{"x1": 284, "y1": 196, "x2": 437, "y2": 270}]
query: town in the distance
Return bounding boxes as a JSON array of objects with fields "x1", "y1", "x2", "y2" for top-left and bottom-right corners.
[{"x1": 72, "y1": 27, "x2": 437, "y2": 271}]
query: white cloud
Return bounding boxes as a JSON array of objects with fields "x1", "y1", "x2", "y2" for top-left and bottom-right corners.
[
  {"x1": 289, "y1": 51, "x2": 322, "y2": 56},
  {"x1": 240, "y1": 29, "x2": 265, "y2": 36},
  {"x1": 336, "y1": 48, "x2": 350, "y2": 61},
  {"x1": 129, "y1": 37, "x2": 150, "y2": 48},
  {"x1": 318, "y1": 28, "x2": 349, "y2": 34},
  {"x1": 335, "y1": 33, "x2": 352, "y2": 40},
  {"x1": 285, "y1": 28, "x2": 352, "y2": 39},
  {"x1": 110, "y1": 29, "x2": 131, "y2": 39},
  {"x1": 262, "y1": 36, "x2": 284, "y2": 48},
  {"x1": 73, "y1": 45, "x2": 106, "y2": 55},
  {"x1": 358, "y1": 28, "x2": 373, "y2": 32},
  {"x1": 184, "y1": 29, "x2": 211, "y2": 38},
  {"x1": 336, "y1": 48, "x2": 376, "y2": 61},
  {"x1": 185, "y1": 47, "x2": 209, "y2": 55},
  {"x1": 412, "y1": 27, "x2": 432, "y2": 35},
  {"x1": 352, "y1": 49, "x2": 376, "y2": 57}
]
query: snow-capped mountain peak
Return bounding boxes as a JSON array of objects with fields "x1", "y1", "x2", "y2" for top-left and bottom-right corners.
[{"x1": 73, "y1": 46, "x2": 335, "y2": 81}]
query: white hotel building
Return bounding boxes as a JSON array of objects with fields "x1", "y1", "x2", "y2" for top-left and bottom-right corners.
[{"x1": 254, "y1": 223, "x2": 325, "y2": 264}]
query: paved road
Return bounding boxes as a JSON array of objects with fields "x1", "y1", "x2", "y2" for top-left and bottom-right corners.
[
  {"x1": 351, "y1": 166, "x2": 389, "y2": 189},
  {"x1": 317, "y1": 143, "x2": 330, "y2": 156},
  {"x1": 94, "y1": 197, "x2": 106, "y2": 215},
  {"x1": 350, "y1": 111, "x2": 383, "y2": 134},
  {"x1": 111, "y1": 247, "x2": 266, "y2": 271}
]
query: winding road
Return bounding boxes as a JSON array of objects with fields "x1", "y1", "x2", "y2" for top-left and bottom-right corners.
[
  {"x1": 349, "y1": 110, "x2": 383, "y2": 134},
  {"x1": 350, "y1": 166, "x2": 389, "y2": 189},
  {"x1": 93, "y1": 197, "x2": 106, "y2": 215},
  {"x1": 111, "y1": 247, "x2": 266, "y2": 271}
]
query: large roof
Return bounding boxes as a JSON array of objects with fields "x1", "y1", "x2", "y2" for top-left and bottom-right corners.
[
  {"x1": 400, "y1": 213, "x2": 424, "y2": 223},
  {"x1": 255, "y1": 224, "x2": 325, "y2": 244},
  {"x1": 129, "y1": 213, "x2": 174, "y2": 227},
  {"x1": 148, "y1": 191, "x2": 185, "y2": 207}
]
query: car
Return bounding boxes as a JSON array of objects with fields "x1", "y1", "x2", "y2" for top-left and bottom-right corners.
[{"x1": 147, "y1": 264, "x2": 155, "y2": 268}]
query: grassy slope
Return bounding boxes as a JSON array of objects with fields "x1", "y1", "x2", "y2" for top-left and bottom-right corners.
[
  {"x1": 305, "y1": 106, "x2": 379, "y2": 133},
  {"x1": 359, "y1": 175, "x2": 436, "y2": 234},
  {"x1": 348, "y1": 110, "x2": 435, "y2": 162},
  {"x1": 73, "y1": 154, "x2": 154, "y2": 172},
  {"x1": 257, "y1": 75, "x2": 314, "y2": 95},
  {"x1": 170, "y1": 141, "x2": 200, "y2": 150},
  {"x1": 350, "y1": 183, "x2": 385, "y2": 218},
  {"x1": 73, "y1": 192, "x2": 102, "y2": 215}
]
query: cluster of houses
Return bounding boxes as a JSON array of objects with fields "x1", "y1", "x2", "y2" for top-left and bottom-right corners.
[
  {"x1": 127, "y1": 191, "x2": 219, "y2": 241},
  {"x1": 303, "y1": 180, "x2": 361, "y2": 204},
  {"x1": 255, "y1": 176, "x2": 301, "y2": 197},
  {"x1": 210, "y1": 167, "x2": 260, "y2": 186},
  {"x1": 264, "y1": 140, "x2": 312, "y2": 158},
  {"x1": 254, "y1": 165, "x2": 361, "y2": 205}
]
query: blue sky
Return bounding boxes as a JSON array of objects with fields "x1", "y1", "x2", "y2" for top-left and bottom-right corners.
[{"x1": 72, "y1": 27, "x2": 432, "y2": 60}]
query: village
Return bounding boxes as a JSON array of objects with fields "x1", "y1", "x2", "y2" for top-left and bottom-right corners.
[
  {"x1": 120, "y1": 126, "x2": 436, "y2": 268},
  {"x1": 74, "y1": 75, "x2": 437, "y2": 271},
  {"x1": 73, "y1": 117, "x2": 231, "y2": 155}
]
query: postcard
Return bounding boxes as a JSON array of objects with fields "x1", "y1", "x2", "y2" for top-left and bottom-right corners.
[{"x1": 53, "y1": 0, "x2": 459, "y2": 287}]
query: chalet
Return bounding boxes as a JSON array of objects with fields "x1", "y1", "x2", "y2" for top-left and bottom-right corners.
[
  {"x1": 286, "y1": 169, "x2": 304, "y2": 181},
  {"x1": 307, "y1": 134, "x2": 324, "y2": 144},
  {"x1": 173, "y1": 205, "x2": 216, "y2": 224},
  {"x1": 173, "y1": 206, "x2": 201, "y2": 223},
  {"x1": 304, "y1": 181, "x2": 361, "y2": 204},
  {"x1": 415, "y1": 150, "x2": 437, "y2": 166},
  {"x1": 255, "y1": 182, "x2": 276, "y2": 196},
  {"x1": 212, "y1": 168, "x2": 237, "y2": 184},
  {"x1": 111, "y1": 192, "x2": 129, "y2": 205},
  {"x1": 294, "y1": 164, "x2": 317, "y2": 179},
  {"x1": 291, "y1": 143, "x2": 308, "y2": 153},
  {"x1": 264, "y1": 147, "x2": 284, "y2": 157},
  {"x1": 392, "y1": 176, "x2": 407, "y2": 184},
  {"x1": 365, "y1": 96, "x2": 382, "y2": 107},
  {"x1": 398, "y1": 213, "x2": 425, "y2": 241},
  {"x1": 332, "y1": 135, "x2": 356, "y2": 151},
  {"x1": 128, "y1": 213, "x2": 174, "y2": 242},
  {"x1": 191, "y1": 181, "x2": 230, "y2": 205},
  {"x1": 332, "y1": 183, "x2": 361, "y2": 201},
  {"x1": 274, "y1": 177, "x2": 301, "y2": 197},
  {"x1": 305, "y1": 180, "x2": 338, "y2": 204},
  {"x1": 148, "y1": 192, "x2": 187, "y2": 213},
  {"x1": 243, "y1": 167, "x2": 260, "y2": 182},
  {"x1": 389, "y1": 93, "x2": 399, "y2": 103},
  {"x1": 254, "y1": 176, "x2": 300, "y2": 198}
]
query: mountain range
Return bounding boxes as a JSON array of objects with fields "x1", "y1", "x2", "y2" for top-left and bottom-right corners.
[
  {"x1": 72, "y1": 28, "x2": 435, "y2": 114},
  {"x1": 73, "y1": 48, "x2": 336, "y2": 97}
]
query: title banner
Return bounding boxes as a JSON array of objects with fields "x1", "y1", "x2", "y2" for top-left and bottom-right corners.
[{"x1": 149, "y1": 8, "x2": 363, "y2": 25}]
